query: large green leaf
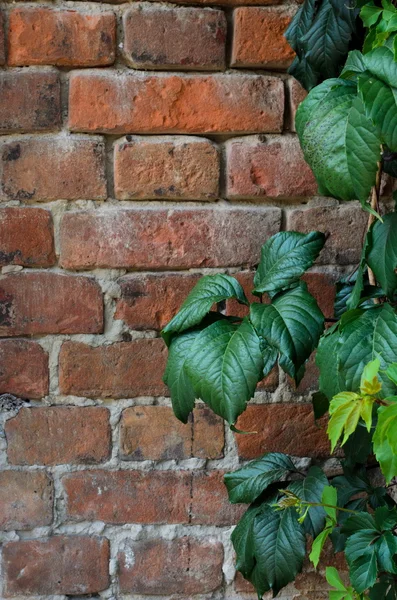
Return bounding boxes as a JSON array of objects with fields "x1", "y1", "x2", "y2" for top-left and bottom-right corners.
[
  {"x1": 367, "y1": 213, "x2": 397, "y2": 300},
  {"x1": 185, "y1": 318, "x2": 263, "y2": 425},
  {"x1": 288, "y1": 466, "x2": 328, "y2": 537},
  {"x1": 162, "y1": 274, "x2": 248, "y2": 340},
  {"x1": 370, "y1": 575, "x2": 397, "y2": 600},
  {"x1": 373, "y1": 400, "x2": 397, "y2": 483},
  {"x1": 231, "y1": 504, "x2": 263, "y2": 578},
  {"x1": 250, "y1": 283, "x2": 324, "y2": 382},
  {"x1": 253, "y1": 231, "x2": 325, "y2": 296},
  {"x1": 224, "y1": 452, "x2": 296, "y2": 504},
  {"x1": 316, "y1": 328, "x2": 342, "y2": 399},
  {"x1": 296, "y1": 78, "x2": 382, "y2": 207}
]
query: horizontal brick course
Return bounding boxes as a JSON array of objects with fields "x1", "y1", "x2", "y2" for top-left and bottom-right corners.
[
  {"x1": 3, "y1": 536, "x2": 110, "y2": 596},
  {"x1": 0, "y1": 135, "x2": 106, "y2": 201},
  {"x1": 0, "y1": 340, "x2": 49, "y2": 399},
  {"x1": 69, "y1": 70, "x2": 284, "y2": 134},
  {"x1": 114, "y1": 136, "x2": 220, "y2": 200},
  {"x1": 5, "y1": 406, "x2": 111, "y2": 465},
  {"x1": 8, "y1": 7, "x2": 116, "y2": 67},
  {"x1": 59, "y1": 207, "x2": 281, "y2": 270},
  {"x1": 0, "y1": 12, "x2": 5, "y2": 66},
  {"x1": 123, "y1": 4, "x2": 226, "y2": 70},
  {"x1": 0, "y1": 273, "x2": 103, "y2": 336},
  {"x1": 59, "y1": 340, "x2": 168, "y2": 398},
  {"x1": 118, "y1": 538, "x2": 224, "y2": 594},
  {"x1": 0, "y1": 208, "x2": 55, "y2": 267},
  {"x1": 0, "y1": 470, "x2": 53, "y2": 530},
  {"x1": 0, "y1": 70, "x2": 60, "y2": 134}
]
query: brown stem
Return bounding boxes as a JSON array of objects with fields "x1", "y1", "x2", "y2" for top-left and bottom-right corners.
[{"x1": 367, "y1": 161, "x2": 383, "y2": 291}]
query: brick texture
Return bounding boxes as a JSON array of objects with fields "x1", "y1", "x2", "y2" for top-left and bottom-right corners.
[
  {"x1": 288, "y1": 77, "x2": 307, "y2": 131},
  {"x1": 8, "y1": 8, "x2": 116, "y2": 66},
  {"x1": 120, "y1": 406, "x2": 224, "y2": 460},
  {"x1": 123, "y1": 5, "x2": 226, "y2": 70},
  {"x1": 6, "y1": 406, "x2": 111, "y2": 465},
  {"x1": 0, "y1": 340, "x2": 49, "y2": 399},
  {"x1": 0, "y1": 70, "x2": 61, "y2": 134},
  {"x1": 226, "y1": 135, "x2": 317, "y2": 200},
  {"x1": 118, "y1": 538, "x2": 224, "y2": 594},
  {"x1": 0, "y1": 135, "x2": 106, "y2": 201},
  {"x1": 0, "y1": 273, "x2": 103, "y2": 336},
  {"x1": 0, "y1": 208, "x2": 55, "y2": 266},
  {"x1": 114, "y1": 136, "x2": 220, "y2": 200},
  {"x1": 59, "y1": 340, "x2": 167, "y2": 398},
  {"x1": 3, "y1": 536, "x2": 110, "y2": 596},
  {"x1": 232, "y1": 8, "x2": 295, "y2": 68},
  {"x1": 69, "y1": 71, "x2": 284, "y2": 134},
  {"x1": 0, "y1": 471, "x2": 53, "y2": 530},
  {"x1": 0, "y1": 12, "x2": 5, "y2": 65},
  {"x1": 59, "y1": 207, "x2": 281, "y2": 269}
]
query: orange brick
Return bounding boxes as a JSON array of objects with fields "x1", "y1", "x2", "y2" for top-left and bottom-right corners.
[
  {"x1": 114, "y1": 136, "x2": 220, "y2": 200},
  {"x1": 0, "y1": 135, "x2": 106, "y2": 201},
  {"x1": 0, "y1": 340, "x2": 48, "y2": 399},
  {"x1": 0, "y1": 12, "x2": 5, "y2": 65},
  {"x1": 288, "y1": 77, "x2": 307, "y2": 131},
  {"x1": 0, "y1": 208, "x2": 55, "y2": 267},
  {"x1": 69, "y1": 70, "x2": 284, "y2": 134},
  {"x1": 8, "y1": 7, "x2": 116, "y2": 67},
  {"x1": 191, "y1": 471, "x2": 245, "y2": 525},
  {"x1": 232, "y1": 7, "x2": 295, "y2": 69},
  {"x1": 0, "y1": 471, "x2": 53, "y2": 530}
]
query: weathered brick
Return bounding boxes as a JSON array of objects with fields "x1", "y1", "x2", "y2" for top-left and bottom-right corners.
[
  {"x1": 118, "y1": 538, "x2": 224, "y2": 594},
  {"x1": 6, "y1": 407, "x2": 111, "y2": 466},
  {"x1": 115, "y1": 273, "x2": 201, "y2": 330},
  {"x1": 71, "y1": 0, "x2": 281, "y2": 4},
  {"x1": 287, "y1": 202, "x2": 368, "y2": 265},
  {"x1": 0, "y1": 273, "x2": 103, "y2": 336},
  {"x1": 0, "y1": 135, "x2": 106, "y2": 201},
  {"x1": 69, "y1": 70, "x2": 284, "y2": 134},
  {"x1": 0, "y1": 208, "x2": 55, "y2": 266},
  {"x1": 0, "y1": 12, "x2": 5, "y2": 65},
  {"x1": 235, "y1": 404, "x2": 330, "y2": 459},
  {"x1": 120, "y1": 406, "x2": 224, "y2": 460},
  {"x1": 226, "y1": 135, "x2": 317, "y2": 200},
  {"x1": 0, "y1": 471, "x2": 53, "y2": 530},
  {"x1": 59, "y1": 207, "x2": 281, "y2": 269},
  {"x1": 0, "y1": 340, "x2": 48, "y2": 399},
  {"x1": 191, "y1": 471, "x2": 245, "y2": 525},
  {"x1": 59, "y1": 340, "x2": 167, "y2": 398},
  {"x1": 114, "y1": 136, "x2": 220, "y2": 200},
  {"x1": 302, "y1": 271, "x2": 337, "y2": 319},
  {"x1": 8, "y1": 7, "x2": 116, "y2": 67},
  {"x1": 288, "y1": 77, "x2": 307, "y2": 131},
  {"x1": 123, "y1": 5, "x2": 226, "y2": 70},
  {"x1": 0, "y1": 70, "x2": 61, "y2": 133},
  {"x1": 232, "y1": 8, "x2": 295, "y2": 68},
  {"x1": 3, "y1": 536, "x2": 110, "y2": 596},
  {"x1": 63, "y1": 470, "x2": 192, "y2": 524}
]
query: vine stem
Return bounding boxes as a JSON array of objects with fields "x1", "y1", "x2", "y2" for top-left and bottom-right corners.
[
  {"x1": 301, "y1": 501, "x2": 359, "y2": 515},
  {"x1": 367, "y1": 161, "x2": 383, "y2": 290}
]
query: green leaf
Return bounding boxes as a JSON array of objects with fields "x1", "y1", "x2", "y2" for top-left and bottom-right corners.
[
  {"x1": 185, "y1": 318, "x2": 263, "y2": 425},
  {"x1": 224, "y1": 452, "x2": 296, "y2": 504},
  {"x1": 322, "y1": 485, "x2": 338, "y2": 521},
  {"x1": 387, "y1": 363, "x2": 397, "y2": 386},
  {"x1": 343, "y1": 425, "x2": 373, "y2": 467},
  {"x1": 250, "y1": 506, "x2": 306, "y2": 597},
  {"x1": 373, "y1": 401, "x2": 397, "y2": 482},
  {"x1": 370, "y1": 575, "x2": 397, "y2": 599},
  {"x1": 376, "y1": 531, "x2": 397, "y2": 573},
  {"x1": 312, "y1": 391, "x2": 330, "y2": 420},
  {"x1": 250, "y1": 283, "x2": 324, "y2": 382},
  {"x1": 360, "y1": 358, "x2": 382, "y2": 396},
  {"x1": 162, "y1": 274, "x2": 248, "y2": 339},
  {"x1": 288, "y1": 466, "x2": 328, "y2": 537},
  {"x1": 316, "y1": 328, "x2": 342, "y2": 399},
  {"x1": 349, "y1": 552, "x2": 378, "y2": 593},
  {"x1": 253, "y1": 231, "x2": 325, "y2": 296},
  {"x1": 367, "y1": 213, "x2": 397, "y2": 300},
  {"x1": 333, "y1": 469, "x2": 371, "y2": 507},
  {"x1": 296, "y1": 78, "x2": 382, "y2": 206},
  {"x1": 231, "y1": 504, "x2": 263, "y2": 578},
  {"x1": 326, "y1": 567, "x2": 348, "y2": 592},
  {"x1": 361, "y1": 2, "x2": 383, "y2": 28},
  {"x1": 327, "y1": 391, "x2": 367, "y2": 451},
  {"x1": 310, "y1": 523, "x2": 333, "y2": 568}
]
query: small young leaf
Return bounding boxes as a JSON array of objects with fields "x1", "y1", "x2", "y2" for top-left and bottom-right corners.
[
  {"x1": 373, "y1": 401, "x2": 397, "y2": 482},
  {"x1": 322, "y1": 485, "x2": 338, "y2": 521},
  {"x1": 288, "y1": 466, "x2": 328, "y2": 537},
  {"x1": 309, "y1": 524, "x2": 333, "y2": 568},
  {"x1": 326, "y1": 567, "x2": 348, "y2": 591},
  {"x1": 327, "y1": 392, "x2": 362, "y2": 452},
  {"x1": 360, "y1": 358, "x2": 382, "y2": 396}
]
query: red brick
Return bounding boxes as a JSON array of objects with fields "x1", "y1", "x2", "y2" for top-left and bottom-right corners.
[
  {"x1": 123, "y1": 5, "x2": 225, "y2": 70},
  {"x1": 120, "y1": 406, "x2": 224, "y2": 460},
  {"x1": 287, "y1": 202, "x2": 368, "y2": 265},
  {"x1": 118, "y1": 538, "x2": 223, "y2": 594},
  {"x1": 0, "y1": 208, "x2": 55, "y2": 266},
  {"x1": 59, "y1": 340, "x2": 167, "y2": 398},
  {"x1": 0, "y1": 471, "x2": 53, "y2": 530},
  {"x1": 0, "y1": 135, "x2": 106, "y2": 201},
  {"x1": 0, "y1": 12, "x2": 5, "y2": 65},
  {"x1": 72, "y1": 0, "x2": 281, "y2": 4},
  {"x1": 191, "y1": 471, "x2": 245, "y2": 525},
  {"x1": 225, "y1": 270, "x2": 260, "y2": 318},
  {"x1": 303, "y1": 271, "x2": 337, "y2": 319},
  {"x1": 235, "y1": 404, "x2": 330, "y2": 459},
  {"x1": 69, "y1": 70, "x2": 284, "y2": 134},
  {"x1": 0, "y1": 340, "x2": 48, "y2": 399},
  {"x1": 232, "y1": 8, "x2": 295, "y2": 69},
  {"x1": 3, "y1": 536, "x2": 110, "y2": 596},
  {"x1": 0, "y1": 70, "x2": 60, "y2": 133},
  {"x1": 226, "y1": 135, "x2": 317, "y2": 200},
  {"x1": 114, "y1": 136, "x2": 220, "y2": 200},
  {"x1": 59, "y1": 207, "x2": 281, "y2": 269},
  {"x1": 6, "y1": 407, "x2": 111, "y2": 466},
  {"x1": 8, "y1": 7, "x2": 116, "y2": 67},
  {"x1": 288, "y1": 77, "x2": 307, "y2": 131},
  {"x1": 0, "y1": 273, "x2": 103, "y2": 336},
  {"x1": 115, "y1": 272, "x2": 201, "y2": 330},
  {"x1": 63, "y1": 470, "x2": 192, "y2": 524}
]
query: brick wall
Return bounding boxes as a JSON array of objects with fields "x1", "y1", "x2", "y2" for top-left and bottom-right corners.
[{"x1": 0, "y1": 1, "x2": 361, "y2": 598}]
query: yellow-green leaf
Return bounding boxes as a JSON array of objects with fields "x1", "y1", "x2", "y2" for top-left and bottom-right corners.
[
  {"x1": 360, "y1": 358, "x2": 382, "y2": 396},
  {"x1": 360, "y1": 396, "x2": 375, "y2": 432}
]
